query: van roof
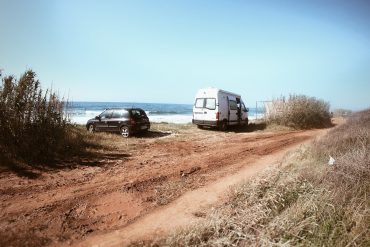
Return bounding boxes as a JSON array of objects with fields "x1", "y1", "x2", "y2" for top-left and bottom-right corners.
[{"x1": 196, "y1": 87, "x2": 241, "y2": 97}]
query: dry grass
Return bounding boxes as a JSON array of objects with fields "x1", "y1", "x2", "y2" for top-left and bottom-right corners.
[
  {"x1": 133, "y1": 110, "x2": 370, "y2": 247},
  {"x1": 267, "y1": 95, "x2": 332, "y2": 129}
]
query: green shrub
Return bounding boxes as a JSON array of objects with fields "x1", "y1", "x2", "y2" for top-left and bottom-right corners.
[
  {"x1": 0, "y1": 70, "x2": 73, "y2": 165},
  {"x1": 267, "y1": 95, "x2": 331, "y2": 129}
]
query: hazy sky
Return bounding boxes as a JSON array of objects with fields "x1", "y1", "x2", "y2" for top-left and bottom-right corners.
[{"x1": 1, "y1": 0, "x2": 370, "y2": 110}]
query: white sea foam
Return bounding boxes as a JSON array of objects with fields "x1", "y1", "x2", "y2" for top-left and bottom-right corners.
[
  {"x1": 70, "y1": 113, "x2": 265, "y2": 125},
  {"x1": 69, "y1": 116, "x2": 94, "y2": 125},
  {"x1": 69, "y1": 114, "x2": 193, "y2": 125},
  {"x1": 149, "y1": 114, "x2": 192, "y2": 124},
  {"x1": 248, "y1": 113, "x2": 266, "y2": 121},
  {"x1": 68, "y1": 106, "x2": 264, "y2": 125}
]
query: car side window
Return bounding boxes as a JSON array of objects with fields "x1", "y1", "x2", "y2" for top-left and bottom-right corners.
[
  {"x1": 112, "y1": 111, "x2": 121, "y2": 118},
  {"x1": 112, "y1": 110, "x2": 129, "y2": 118},
  {"x1": 100, "y1": 110, "x2": 113, "y2": 119}
]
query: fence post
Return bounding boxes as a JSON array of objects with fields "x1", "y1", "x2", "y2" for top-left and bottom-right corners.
[{"x1": 255, "y1": 101, "x2": 257, "y2": 121}]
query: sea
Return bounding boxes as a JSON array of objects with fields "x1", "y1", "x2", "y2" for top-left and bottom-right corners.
[{"x1": 67, "y1": 102, "x2": 264, "y2": 125}]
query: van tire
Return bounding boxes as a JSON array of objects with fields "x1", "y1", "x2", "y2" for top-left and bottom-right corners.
[
  {"x1": 197, "y1": 125, "x2": 203, "y2": 129},
  {"x1": 219, "y1": 120, "x2": 227, "y2": 131}
]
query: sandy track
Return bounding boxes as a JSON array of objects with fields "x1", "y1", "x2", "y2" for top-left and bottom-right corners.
[{"x1": 0, "y1": 126, "x2": 326, "y2": 246}]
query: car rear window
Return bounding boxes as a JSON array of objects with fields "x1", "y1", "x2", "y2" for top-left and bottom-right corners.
[
  {"x1": 131, "y1": 109, "x2": 146, "y2": 119},
  {"x1": 139, "y1": 110, "x2": 148, "y2": 117}
]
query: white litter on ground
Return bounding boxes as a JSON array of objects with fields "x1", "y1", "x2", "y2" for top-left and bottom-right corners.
[{"x1": 328, "y1": 155, "x2": 336, "y2": 165}]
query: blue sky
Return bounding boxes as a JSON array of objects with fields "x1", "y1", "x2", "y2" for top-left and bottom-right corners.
[{"x1": 1, "y1": 0, "x2": 370, "y2": 110}]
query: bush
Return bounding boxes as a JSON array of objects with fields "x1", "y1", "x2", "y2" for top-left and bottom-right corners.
[
  {"x1": 0, "y1": 70, "x2": 73, "y2": 165},
  {"x1": 267, "y1": 95, "x2": 331, "y2": 129}
]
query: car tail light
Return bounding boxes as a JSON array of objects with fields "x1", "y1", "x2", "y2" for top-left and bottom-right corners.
[
  {"x1": 216, "y1": 112, "x2": 220, "y2": 120},
  {"x1": 130, "y1": 118, "x2": 135, "y2": 124}
]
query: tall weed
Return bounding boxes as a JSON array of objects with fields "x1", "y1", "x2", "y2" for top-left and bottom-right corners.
[{"x1": 0, "y1": 70, "x2": 74, "y2": 166}]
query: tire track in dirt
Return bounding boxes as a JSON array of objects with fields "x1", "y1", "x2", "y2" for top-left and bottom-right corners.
[
  {"x1": 0, "y1": 128, "x2": 323, "y2": 246},
  {"x1": 78, "y1": 129, "x2": 326, "y2": 247}
]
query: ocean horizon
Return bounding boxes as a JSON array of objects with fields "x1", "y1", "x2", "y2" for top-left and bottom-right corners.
[{"x1": 68, "y1": 101, "x2": 264, "y2": 124}]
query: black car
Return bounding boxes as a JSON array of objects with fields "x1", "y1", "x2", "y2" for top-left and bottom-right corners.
[{"x1": 86, "y1": 108, "x2": 150, "y2": 137}]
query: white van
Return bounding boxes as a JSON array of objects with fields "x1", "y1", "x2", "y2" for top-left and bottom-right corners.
[{"x1": 192, "y1": 88, "x2": 249, "y2": 130}]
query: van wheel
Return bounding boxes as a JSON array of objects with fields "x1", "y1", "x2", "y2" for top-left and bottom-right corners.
[
  {"x1": 120, "y1": 126, "x2": 130, "y2": 138},
  {"x1": 219, "y1": 120, "x2": 227, "y2": 131},
  {"x1": 197, "y1": 125, "x2": 203, "y2": 129},
  {"x1": 88, "y1": 124, "x2": 95, "y2": 133}
]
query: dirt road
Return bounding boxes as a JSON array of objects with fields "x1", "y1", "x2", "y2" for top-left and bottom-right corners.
[{"x1": 0, "y1": 124, "x2": 327, "y2": 246}]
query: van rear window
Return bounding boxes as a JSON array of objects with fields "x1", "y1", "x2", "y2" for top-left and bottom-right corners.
[
  {"x1": 195, "y1": 98, "x2": 216, "y2": 109},
  {"x1": 195, "y1": 98, "x2": 204, "y2": 108},
  {"x1": 205, "y1": 98, "x2": 216, "y2": 110}
]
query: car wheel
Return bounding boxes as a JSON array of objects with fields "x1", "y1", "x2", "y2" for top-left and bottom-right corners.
[
  {"x1": 88, "y1": 124, "x2": 95, "y2": 133},
  {"x1": 120, "y1": 126, "x2": 130, "y2": 138}
]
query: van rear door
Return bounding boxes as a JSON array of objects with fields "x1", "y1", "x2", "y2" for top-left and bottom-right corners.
[
  {"x1": 203, "y1": 98, "x2": 217, "y2": 124},
  {"x1": 193, "y1": 98, "x2": 205, "y2": 124},
  {"x1": 193, "y1": 98, "x2": 217, "y2": 125}
]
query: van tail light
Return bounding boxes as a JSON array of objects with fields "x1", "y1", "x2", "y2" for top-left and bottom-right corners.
[{"x1": 216, "y1": 112, "x2": 220, "y2": 120}]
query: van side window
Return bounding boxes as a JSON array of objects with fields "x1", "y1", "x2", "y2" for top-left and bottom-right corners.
[
  {"x1": 241, "y1": 103, "x2": 247, "y2": 112},
  {"x1": 195, "y1": 98, "x2": 204, "y2": 108},
  {"x1": 229, "y1": 100, "x2": 238, "y2": 110},
  {"x1": 205, "y1": 98, "x2": 216, "y2": 110}
]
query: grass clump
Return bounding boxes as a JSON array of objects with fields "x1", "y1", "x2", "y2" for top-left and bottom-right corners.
[
  {"x1": 135, "y1": 109, "x2": 369, "y2": 246},
  {"x1": 0, "y1": 70, "x2": 85, "y2": 168},
  {"x1": 267, "y1": 95, "x2": 332, "y2": 129}
]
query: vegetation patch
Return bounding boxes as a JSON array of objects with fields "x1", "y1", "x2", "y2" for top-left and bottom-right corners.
[
  {"x1": 267, "y1": 95, "x2": 332, "y2": 129},
  {"x1": 0, "y1": 70, "x2": 99, "y2": 172},
  {"x1": 133, "y1": 109, "x2": 370, "y2": 246}
]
